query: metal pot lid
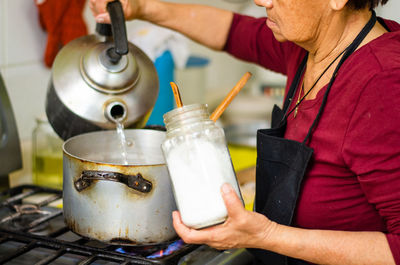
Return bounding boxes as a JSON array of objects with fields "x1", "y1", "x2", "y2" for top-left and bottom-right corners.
[{"x1": 81, "y1": 43, "x2": 140, "y2": 94}]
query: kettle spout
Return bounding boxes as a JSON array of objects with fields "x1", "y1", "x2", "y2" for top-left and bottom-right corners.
[{"x1": 105, "y1": 101, "x2": 127, "y2": 124}]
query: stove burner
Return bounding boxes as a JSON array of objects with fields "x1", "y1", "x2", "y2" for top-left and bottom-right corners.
[
  {"x1": 146, "y1": 239, "x2": 185, "y2": 259},
  {"x1": 0, "y1": 204, "x2": 54, "y2": 231},
  {"x1": 114, "y1": 239, "x2": 186, "y2": 259}
]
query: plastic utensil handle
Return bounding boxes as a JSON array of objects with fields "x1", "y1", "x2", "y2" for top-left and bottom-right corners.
[{"x1": 170, "y1": 82, "x2": 183, "y2": 108}]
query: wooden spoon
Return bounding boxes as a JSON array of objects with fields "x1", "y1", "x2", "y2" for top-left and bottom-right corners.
[{"x1": 210, "y1": 72, "x2": 252, "y2": 122}]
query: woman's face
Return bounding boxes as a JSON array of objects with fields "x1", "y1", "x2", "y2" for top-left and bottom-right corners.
[{"x1": 254, "y1": 0, "x2": 331, "y2": 44}]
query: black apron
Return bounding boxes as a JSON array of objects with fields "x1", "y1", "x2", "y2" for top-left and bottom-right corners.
[{"x1": 248, "y1": 11, "x2": 377, "y2": 265}]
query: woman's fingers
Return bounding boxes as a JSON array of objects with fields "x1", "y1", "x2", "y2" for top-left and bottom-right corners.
[
  {"x1": 90, "y1": 0, "x2": 108, "y2": 15},
  {"x1": 90, "y1": 0, "x2": 133, "y2": 23},
  {"x1": 89, "y1": 0, "x2": 111, "y2": 23},
  {"x1": 221, "y1": 183, "x2": 246, "y2": 220},
  {"x1": 172, "y1": 211, "x2": 191, "y2": 237},
  {"x1": 172, "y1": 211, "x2": 212, "y2": 244},
  {"x1": 95, "y1": 13, "x2": 111, "y2": 23}
]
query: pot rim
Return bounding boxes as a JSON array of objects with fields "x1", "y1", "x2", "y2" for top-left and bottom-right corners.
[{"x1": 63, "y1": 129, "x2": 166, "y2": 166}]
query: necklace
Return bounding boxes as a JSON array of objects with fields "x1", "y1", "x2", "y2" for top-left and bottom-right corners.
[
  {"x1": 292, "y1": 48, "x2": 347, "y2": 118},
  {"x1": 293, "y1": 83, "x2": 304, "y2": 118}
]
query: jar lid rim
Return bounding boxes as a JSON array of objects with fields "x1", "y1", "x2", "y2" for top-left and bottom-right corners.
[{"x1": 163, "y1": 103, "x2": 208, "y2": 121}]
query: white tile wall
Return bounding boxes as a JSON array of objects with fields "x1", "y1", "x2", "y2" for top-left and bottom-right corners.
[
  {"x1": 0, "y1": 0, "x2": 5, "y2": 66},
  {"x1": 3, "y1": 63, "x2": 50, "y2": 139},
  {"x1": 83, "y1": 2, "x2": 97, "y2": 34},
  {"x1": 1, "y1": 0, "x2": 51, "y2": 138},
  {"x1": 1, "y1": 0, "x2": 53, "y2": 184},
  {"x1": 2, "y1": 62, "x2": 51, "y2": 185},
  {"x1": 377, "y1": 1, "x2": 400, "y2": 21},
  {"x1": 4, "y1": 0, "x2": 47, "y2": 65}
]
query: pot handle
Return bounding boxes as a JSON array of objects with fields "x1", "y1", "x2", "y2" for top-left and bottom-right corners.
[{"x1": 74, "y1": 170, "x2": 152, "y2": 193}]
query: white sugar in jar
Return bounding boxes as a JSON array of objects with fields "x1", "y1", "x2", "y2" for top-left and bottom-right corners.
[{"x1": 161, "y1": 104, "x2": 243, "y2": 229}]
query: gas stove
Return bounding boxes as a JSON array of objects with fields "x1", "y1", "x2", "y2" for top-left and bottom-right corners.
[{"x1": 0, "y1": 184, "x2": 254, "y2": 265}]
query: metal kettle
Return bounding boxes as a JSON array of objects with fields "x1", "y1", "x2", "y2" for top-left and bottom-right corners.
[{"x1": 46, "y1": 1, "x2": 159, "y2": 141}]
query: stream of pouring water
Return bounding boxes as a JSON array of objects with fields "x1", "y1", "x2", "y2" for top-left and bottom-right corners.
[{"x1": 116, "y1": 121, "x2": 129, "y2": 165}]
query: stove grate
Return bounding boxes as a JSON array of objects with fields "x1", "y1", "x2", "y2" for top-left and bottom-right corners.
[
  {"x1": 0, "y1": 229, "x2": 155, "y2": 264},
  {"x1": 0, "y1": 185, "x2": 198, "y2": 265}
]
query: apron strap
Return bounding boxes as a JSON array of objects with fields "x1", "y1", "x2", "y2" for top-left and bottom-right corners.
[
  {"x1": 302, "y1": 10, "x2": 377, "y2": 144},
  {"x1": 271, "y1": 55, "x2": 307, "y2": 129},
  {"x1": 282, "y1": 55, "x2": 308, "y2": 116}
]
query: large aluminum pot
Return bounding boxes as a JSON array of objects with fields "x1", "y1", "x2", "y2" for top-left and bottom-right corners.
[{"x1": 62, "y1": 129, "x2": 177, "y2": 245}]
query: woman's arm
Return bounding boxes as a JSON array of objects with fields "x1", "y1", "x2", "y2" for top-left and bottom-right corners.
[
  {"x1": 270, "y1": 222, "x2": 394, "y2": 265},
  {"x1": 90, "y1": 0, "x2": 233, "y2": 50},
  {"x1": 173, "y1": 183, "x2": 395, "y2": 265}
]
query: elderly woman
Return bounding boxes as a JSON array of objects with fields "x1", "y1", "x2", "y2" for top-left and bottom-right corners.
[{"x1": 91, "y1": 0, "x2": 400, "y2": 264}]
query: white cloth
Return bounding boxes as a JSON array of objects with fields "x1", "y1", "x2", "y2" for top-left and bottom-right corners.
[{"x1": 127, "y1": 21, "x2": 190, "y2": 69}]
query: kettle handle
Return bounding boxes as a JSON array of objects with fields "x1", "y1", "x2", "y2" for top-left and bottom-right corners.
[{"x1": 96, "y1": 0, "x2": 129, "y2": 63}]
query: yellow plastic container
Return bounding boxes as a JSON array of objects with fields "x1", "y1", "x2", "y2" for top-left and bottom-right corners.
[
  {"x1": 228, "y1": 144, "x2": 257, "y2": 172},
  {"x1": 228, "y1": 144, "x2": 256, "y2": 211}
]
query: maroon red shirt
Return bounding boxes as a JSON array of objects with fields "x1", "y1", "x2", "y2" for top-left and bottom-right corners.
[{"x1": 225, "y1": 13, "x2": 400, "y2": 263}]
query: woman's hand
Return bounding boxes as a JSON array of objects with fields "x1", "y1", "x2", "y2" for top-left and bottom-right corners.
[
  {"x1": 174, "y1": 183, "x2": 396, "y2": 264},
  {"x1": 172, "y1": 183, "x2": 277, "y2": 250},
  {"x1": 89, "y1": 0, "x2": 149, "y2": 23}
]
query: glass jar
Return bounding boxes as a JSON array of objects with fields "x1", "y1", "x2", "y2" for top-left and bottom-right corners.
[
  {"x1": 32, "y1": 116, "x2": 64, "y2": 189},
  {"x1": 161, "y1": 104, "x2": 243, "y2": 229}
]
